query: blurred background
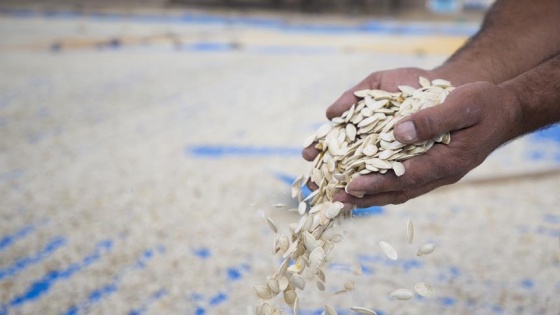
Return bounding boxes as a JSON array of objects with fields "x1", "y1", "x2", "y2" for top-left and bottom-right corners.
[{"x1": 1, "y1": 0, "x2": 559, "y2": 314}]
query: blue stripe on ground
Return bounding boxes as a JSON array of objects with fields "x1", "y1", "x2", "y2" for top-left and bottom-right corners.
[
  {"x1": 186, "y1": 145, "x2": 301, "y2": 157},
  {"x1": 127, "y1": 289, "x2": 168, "y2": 315},
  {"x1": 178, "y1": 43, "x2": 339, "y2": 54},
  {"x1": 192, "y1": 247, "x2": 211, "y2": 259},
  {"x1": 191, "y1": 262, "x2": 250, "y2": 314},
  {"x1": 247, "y1": 45, "x2": 338, "y2": 54},
  {"x1": 0, "y1": 169, "x2": 24, "y2": 182},
  {"x1": 7, "y1": 239, "x2": 113, "y2": 308},
  {"x1": 180, "y1": 42, "x2": 236, "y2": 52},
  {"x1": 0, "y1": 236, "x2": 66, "y2": 281},
  {"x1": 62, "y1": 246, "x2": 165, "y2": 315},
  {"x1": 0, "y1": 224, "x2": 37, "y2": 252},
  {"x1": 543, "y1": 213, "x2": 560, "y2": 224},
  {"x1": 0, "y1": 9, "x2": 478, "y2": 37}
]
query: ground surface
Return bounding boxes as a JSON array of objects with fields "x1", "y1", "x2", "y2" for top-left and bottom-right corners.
[{"x1": 0, "y1": 7, "x2": 559, "y2": 315}]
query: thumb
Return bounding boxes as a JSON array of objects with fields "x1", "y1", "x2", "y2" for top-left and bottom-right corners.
[{"x1": 393, "y1": 93, "x2": 481, "y2": 144}]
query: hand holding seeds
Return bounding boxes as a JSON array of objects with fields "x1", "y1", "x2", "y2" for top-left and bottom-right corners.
[
  {"x1": 303, "y1": 67, "x2": 458, "y2": 161},
  {"x1": 334, "y1": 81, "x2": 520, "y2": 207}
]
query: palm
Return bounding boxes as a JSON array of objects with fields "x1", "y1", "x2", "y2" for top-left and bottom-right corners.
[{"x1": 326, "y1": 68, "x2": 434, "y2": 119}]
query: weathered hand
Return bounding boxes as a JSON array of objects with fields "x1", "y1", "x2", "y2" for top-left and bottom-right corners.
[
  {"x1": 302, "y1": 67, "x2": 460, "y2": 161},
  {"x1": 333, "y1": 81, "x2": 521, "y2": 207}
]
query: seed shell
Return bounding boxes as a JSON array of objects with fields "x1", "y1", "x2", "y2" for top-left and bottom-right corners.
[
  {"x1": 266, "y1": 217, "x2": 278, "y2": 233},
  {"x1": 379, "y1": 241, "x2": 398, "y2": 260},
  {"x1": 406, "y1": 218, "x2": 414, "y2": 244},
  {"x1": 414, "y1": 282, "x2": 434, "y2": 297},
  {"x1": 417, "y1": 242, "x2": 436, "y2": 256},
  {"x1": 389, "y1": 288, "x2": 414, "y2": 300},
  {"x1": 350, "y1": 306, "x2": 378, "y2": 315},
  {"x1": 325, "y1": 304, "x2": 338, "y2": 315}
]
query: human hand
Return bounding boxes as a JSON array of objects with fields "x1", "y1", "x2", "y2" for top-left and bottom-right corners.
[
  {"x1": 332, "y1": 81, "x2": 521, "y2": 207},
  {"x1": 302, "y1": 67, "x2": 461, "y2": 161}
]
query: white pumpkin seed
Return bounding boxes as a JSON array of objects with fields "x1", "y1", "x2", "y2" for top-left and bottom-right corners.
[
  {"x1": 291, "y1": 274, "x2": 306, "y2": 290},
  {"x1": 419, "y1": 76, "x2": 431, "y2": 88},
  {"x1": 266, "y1": 217, "x2": 278, "y2": 233},
  {"x1": 344, "y1": 280, "x2": 355, "y2": 291},
  {"x1": 391, "y1": 161, "x2": 405, "y2": 177},
  {"x1": 417, "y1": 242, "x2": 436, "y2": 256},
  {"x1": 414, "y1": 282, "x2": 434, "y2": 297},
  {"x1": 379, "y1": 241, "x2": 398, "y2": 260},
  {"x1": 325, "y1": 304, "x2": 337, "y2": 315},
  {"x1": 298, "y1": 201, "x2": 307, "y2": 215},
  {"x1": 406, "y1": 218, "x2": 414, "y2": 244},
  {"x1": 351, "y1": 261, "x2": 363, "y2": 275},
  {"x1": 284, "y1": 290, "x2": 297, "y2": 306},
  {"x1": 278, "y1": 275, "x2": 289, "y2": 291},
  {"x1": 350, "y1": 306, "x2": 378, "y2": 315},
  {"x1": 254, "y1": 286, "x2": 273, "y2": 299},
  {"x1": 389, "y1": 288, "x2": 414, "y2": 300}
]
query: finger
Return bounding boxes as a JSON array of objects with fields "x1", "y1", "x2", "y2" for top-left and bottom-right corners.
[
  {"x1": 393, "y1": 87, "x2": 482, "y2": 144},
  {"x1": 344, "y1": 143, "x2": 452, "y2": 196},
  {"x1": 307, "y1": 179, "x2": 318, "y2": 191},
  {"x1": 326, "y1": 77, "x2": 380, "y2": 120},
  {"x1": 334, "y1": 175, "x2": 460, "y2": 207},
  {"x1": 302, "y1": 144, "x2": 320, "y2": 161}
]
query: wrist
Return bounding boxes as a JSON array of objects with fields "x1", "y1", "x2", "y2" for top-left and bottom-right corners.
[{"x1": 496, "y1": 81, "x2": 525, "y2": 142}]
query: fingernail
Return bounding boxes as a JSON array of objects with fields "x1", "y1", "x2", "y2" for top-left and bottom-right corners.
[
  {"x1": 348, "y1": 191, "x2": 365, "y2": 198},
  {"x1": 395, "y1": 120, "x2": 417, "y2": 142},
  {"x1": 345, "y1": 184, "x2": 365, "y2": 198}
]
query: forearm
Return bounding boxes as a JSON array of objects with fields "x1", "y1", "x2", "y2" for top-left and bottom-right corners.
[
  {"x1": 434, "y1": 0, "x2": 560, "y2": 85},
  {"x1": 501, "y1": 53, "x2": 560, "y2": 139}
]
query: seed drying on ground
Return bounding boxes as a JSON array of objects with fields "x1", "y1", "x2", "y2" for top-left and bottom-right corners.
[
  {"x1": 344, "y1": 280, "x2": 356, "y2": 291},
  {"x1": 266, "y1": 217, "x2": 278, "y2": 233},
  {"x1": 350, "y1": 306, "x2": 378, "y2": 315},
  {"x1": 379, "y1": 241, "x2": 398, "y2": 260},
  {"x1": 324, "y1": 304, "x2": 337, "y2": 315},
  {"x1": 417, "y1": 242, "x2": 436, "y2": 256},
  {"x1": 414, "y1": 282, "x2": 434, "y2": 297},
  {"x1": 351, "y1": 261, "x2": 363, "y2": 276},
  {"x1": 389, "y1": 288, "x2": 415, "y2": 300},
  {"x1": 406, "y1": 218, "x2": 414, "y2": 244}
]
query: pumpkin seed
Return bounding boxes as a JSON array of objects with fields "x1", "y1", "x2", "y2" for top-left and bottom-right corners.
[
  {"x1": 406, "y1": 218, "x2": 414, "y2": 244},
  {"x1": 417, "y1": 242, "x2": 436, "y2": 256},
  {"x1": 380, "y1": 241, "x2": 398, "y2": 260},
  {"x1": 350, "y1": 306, "x2": 378, "y2": 315},
  {"x1": 389, "y1": 288, "x2": 414, "y2": 300},
  {"x1": 414, "y1": 282, "x2": 434, "y2": 297}
]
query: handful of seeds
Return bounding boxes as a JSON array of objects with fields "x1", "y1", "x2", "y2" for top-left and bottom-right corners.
[{"x1": 254, "y1": 77, "x2": 454, "y2": 315}]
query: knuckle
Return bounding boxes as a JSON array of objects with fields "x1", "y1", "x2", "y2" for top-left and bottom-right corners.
[
  {"x1": 401, "y1": 174, "x2": 421, "y2": 187},
  {"x1": 412, "y1": 111, "x2": 439, "y2": 139},
  {"x1": 392, "y1": 192, "x2": 412, "y2": 205}
]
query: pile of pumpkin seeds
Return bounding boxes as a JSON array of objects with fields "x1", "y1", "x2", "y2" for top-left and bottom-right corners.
[{"x1": 254, "y1": 77, "x2": 453, "y2": 315}]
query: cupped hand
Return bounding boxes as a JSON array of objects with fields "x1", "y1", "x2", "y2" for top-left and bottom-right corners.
[
  {"x1": 333, "y1": 81, "x2": 521, "y2": 207},
  {"x1": 302, "y1": 67, "x2": 452, "y2": 162}
]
